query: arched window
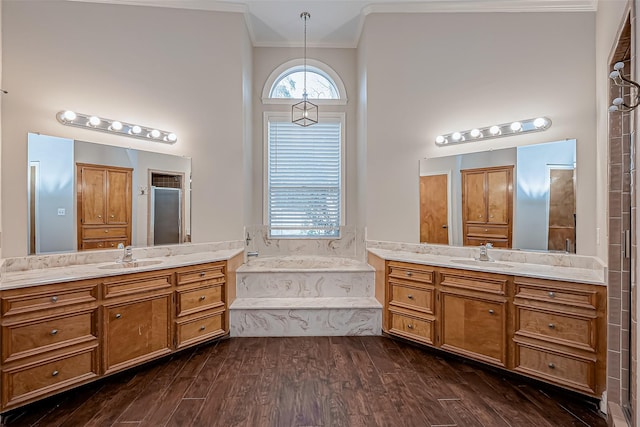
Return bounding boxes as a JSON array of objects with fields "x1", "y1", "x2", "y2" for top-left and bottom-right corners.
[{"x1": 262, "y1": 59, "x2": 347, "y2": 105}]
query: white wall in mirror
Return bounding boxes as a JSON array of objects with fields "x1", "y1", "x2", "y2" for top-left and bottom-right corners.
[
  {"x1": 27, "y1": 133, "x2": 191, "y2": 255},
  {"x1": 420, "y1": 139, "x2": 576, "y2": 252}
]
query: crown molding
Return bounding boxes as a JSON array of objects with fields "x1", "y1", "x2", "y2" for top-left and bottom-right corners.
[
  {"x1": 66, "y1": 0, "x2": 248, "y2": 13},
  {"x1": 362, "y1": 0, "x2": 597, "y2": 15}
]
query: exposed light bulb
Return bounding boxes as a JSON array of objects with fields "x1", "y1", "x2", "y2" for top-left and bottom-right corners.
[
  {"x1": 609, "y1": 105, "x2": 620, "y2": 112},
  {"x1": 510, "y1": 121, "x2": 522, "y2": 132},
  {"x1": 166, "y1": 133, "x2": 177, "y2": 142},
  {"x1": 614, "y1": 62, "x2": 625, "y2": 71},
  {"x1": 489, "y1": 125, "x2": 501, "y2": 135},
  {"x1": 149, "y1": 129, "x2": 161, "y2": 138},
  {"x1": 110, "y1": 121, "x2": 123, "y2": 131},
  {"x1": 610, "y1": 70, "x2": 621, "y2": 80},
  {"x1": 533, "y1": 118, "x2": 547, "y2": 129},
  {"x1": 470, "y1": 129, "x2": 481, "y2": 138},
  {"x1": 130, "y1": 125, "x2": 142, "y2": 135},
  {"x1": 62, "y1": 110, "x2": 77, "y2": 121},
  {"x1": 451, "y1": 132, "x2": 462, "y2": 141},
  {"x1": 613, "y1": 97, "x2": 624, "y2": 106},
  {"x1": 435, "y1": 135, "x2": 445, "y2": 144},
  {"x1": 88, "y1": 116, "x2": 101, "y2": 127}
]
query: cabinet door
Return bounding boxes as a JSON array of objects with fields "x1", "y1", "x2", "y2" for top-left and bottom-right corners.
[
  {"x1": 486, "y1": 169, "x2": 510, "y2": 225},
  {"x1": 106, "y1": 169, "x2": 131, "y2": 225},
  {"x1": 80, "y1": 168, "x2": 106, "y2": 225},
  {"x1": 463, "y1": 171, "x2": 486, "y2": 223},
  {"x1": 103, "y1": 294, "x2": 171, "y2": 374},
  {"x1": 441, "y1": 293, "x2": 506, "y2": 366}
]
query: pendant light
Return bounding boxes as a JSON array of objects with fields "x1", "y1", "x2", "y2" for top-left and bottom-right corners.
[{"x1": 292, "y1": 12, "x2": 318, "y2": 127}]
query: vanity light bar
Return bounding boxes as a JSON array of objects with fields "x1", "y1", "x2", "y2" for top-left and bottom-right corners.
[
  {"x1": 56, "y1": 110, "x2": 178, "y2": 144},
  {"x1": 435, "y1": 117, "x2": 551, "y2": 146}
]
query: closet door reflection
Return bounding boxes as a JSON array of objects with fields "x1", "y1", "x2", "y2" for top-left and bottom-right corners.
[
  {"x1": 420, "y1": 173, "x2": 449, "y2": 245},
  {"x1": 547, "y1": 167, "x2": 576, "y2": 253}
]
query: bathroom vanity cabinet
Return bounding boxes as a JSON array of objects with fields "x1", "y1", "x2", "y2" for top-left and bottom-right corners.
[
  {"x1": 375, "y1": 257, "x2": 606, "y2": 397},
  {"x1": 0, "y1": 258, "x2": 237, "y2": 412}
]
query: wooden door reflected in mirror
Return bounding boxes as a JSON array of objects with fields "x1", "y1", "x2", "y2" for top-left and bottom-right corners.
[{"x1": 420, "y1": 174, "x2": 449, "y2": 244}]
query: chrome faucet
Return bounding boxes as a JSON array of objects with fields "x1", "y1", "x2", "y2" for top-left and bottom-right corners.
[
  {"x1": 120, "y1": 245, "x2": 135, "y2": 263},
  {"x1": 477, "y1": 243, "x2": 493, "y2": 262}
]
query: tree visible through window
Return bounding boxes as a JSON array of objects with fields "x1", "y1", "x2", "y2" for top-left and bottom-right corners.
[{"x1": 270, "y1": 67, "x2": 339, "y2": 100}]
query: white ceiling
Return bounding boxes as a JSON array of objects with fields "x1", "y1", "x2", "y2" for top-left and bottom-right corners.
[{"x1": 70, "y1": 0, "x2": 598, "y2": 48}]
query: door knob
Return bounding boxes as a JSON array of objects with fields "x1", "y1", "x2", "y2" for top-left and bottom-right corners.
[{"x1": 442, "y1": 225, "x2": 448, "y2": 229}]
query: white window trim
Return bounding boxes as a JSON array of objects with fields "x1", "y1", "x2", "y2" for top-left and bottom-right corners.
[
  {"x1": 262, "y1": 58, "x2": 348, "y2": 106},
  {"x1": 263, "y1": 111, "x2": 346, "y2": 238}
]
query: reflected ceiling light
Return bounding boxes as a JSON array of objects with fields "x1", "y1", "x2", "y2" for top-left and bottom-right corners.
[
  {"x1": 435, "y1": 117, "x2": 552, "y2": 146},
  {"x1": 56, "y1": 110, "x2": 177, "y2": 144},
  {"x1": 609, "y1": 61, "x2": 640, "y2": 112},
  {"x1": 292, "y1": 12, "x2": 318, "y2": 127}
]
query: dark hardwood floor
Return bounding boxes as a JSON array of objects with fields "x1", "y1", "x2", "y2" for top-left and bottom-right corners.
[{"x1": 1, "y1": 336, "x2": 607, "y2": 427}]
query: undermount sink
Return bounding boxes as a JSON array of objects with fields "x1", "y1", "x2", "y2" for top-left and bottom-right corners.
[
  {"x1": 450, "y1": 259, "x2": 513, "y2": 269},
  {"x1": 98, "y1": 260, "x2": 164, "y2": 270}
]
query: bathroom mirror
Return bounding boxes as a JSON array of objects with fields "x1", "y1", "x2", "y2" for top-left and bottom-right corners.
[
  {"x1": 27, "y1": 133, "x2": 192, "y2": 254},
  {"x1": 419, "y1": 139, "x2": 576, "y2": 252}
]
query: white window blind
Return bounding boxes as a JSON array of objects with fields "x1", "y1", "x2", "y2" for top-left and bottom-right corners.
[{"x1": 267, "y1": 119, "x2": 342, "y2": 237}]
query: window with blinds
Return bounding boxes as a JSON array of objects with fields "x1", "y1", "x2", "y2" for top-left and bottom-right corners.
[{"x1": 267, "y1": 118, "x2": 342, "y2": 238}]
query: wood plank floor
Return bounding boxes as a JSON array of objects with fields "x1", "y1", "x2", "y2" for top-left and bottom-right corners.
[{"x1": 1, "y1": 336, "x2": 607, "y2": 427}]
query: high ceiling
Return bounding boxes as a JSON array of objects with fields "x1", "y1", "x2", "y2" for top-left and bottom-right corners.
[{"x1": 70, "y1": 0, "x2": 597, "y2": 48}]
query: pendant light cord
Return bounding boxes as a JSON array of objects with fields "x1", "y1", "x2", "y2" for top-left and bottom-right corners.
[{"x1": 302, "y1": 12, "x2": 309, "y2": 99}]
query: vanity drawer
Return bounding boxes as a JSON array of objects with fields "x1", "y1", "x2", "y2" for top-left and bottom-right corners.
[
  {"x1": 3, "y1": 311, "x2": 97, "y2": 362},
  {"x1": 175, "y1": 310, "x2": 225, "y2": 348},
  {"x1": 1, "y1": 284, "x2": 97, "y2": 318},
  {"x1": 515, "y1": 280, "x2": 597, "y2": 310},
  {"x1": 82, "y1": 227, "x2": 127, "y2": 239},
  {"x1": 388, "y1": 262, "x2": 434, "y2": 285},
  {"x1": 515, "y1": 343, "x2": 595, "y2": 394},
  {"x1": 2, "y1": 346, "x2": 99, "y2": 409},
  {"x1": 389, "y1": 284, "x2": 434, "y2": 314},
  {"x1": 389, "y1": 311, "x2": 434, "y2": 345},
  {"x1": 516, "y1": 308, "x2": 595, "y2": 351},
  {"x1": 464, "y1": 237, "x2": 510, "y2": 248},
  {"x1": 81, "y1": 240, "x2": 127, "y2": 250},
  {"x1": 466, "y1": 225, "x2": 509, "y2": 239},
  {"x1": 102, "y1": 273, "x2": 172, "y2": 299},
  {"x1": 176, "y1": 264, "x2": 225, "y2": 287},
  {"x1": 176, "y1": 285, "x2": 224, "y2": 317}
]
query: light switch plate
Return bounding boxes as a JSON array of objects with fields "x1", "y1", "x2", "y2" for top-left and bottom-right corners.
[{"x1": 57, "y1": 208, "x2": 66, "y2": 216}]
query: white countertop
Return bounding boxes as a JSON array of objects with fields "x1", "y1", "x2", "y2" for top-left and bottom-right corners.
[
  {"x1": 0, "y1": 249, "x2": 244, "y2": 290},
  {"x1": 367, "y1": 248, "x2": 605, "y2": 285}
]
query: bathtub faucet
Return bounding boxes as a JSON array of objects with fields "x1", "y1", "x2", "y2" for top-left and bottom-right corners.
[{"x1": 247, "y1": 251, "x2": 259, "y2": 258}]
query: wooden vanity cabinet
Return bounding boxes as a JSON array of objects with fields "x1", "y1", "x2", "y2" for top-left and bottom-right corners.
[
  {"x1": 0, "y1": 257, "x2": 239, "y2": 413},
  {"x1": 380, "y1": 260, "x2": 606, "y2": 397},
  {"x1": 0, "y1": 279, "x2": 99, "y2": 409}
]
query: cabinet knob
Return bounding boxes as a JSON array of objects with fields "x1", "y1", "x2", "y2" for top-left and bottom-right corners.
[
  {"x1": 488, "y1": 309, "x2": 495, "y2": 315},
  {"x1": 407, "y1": 294, "x2": 414, "y2": 300},
  {"x1": 104, "y1": 230, "x2": 109, "y2": 233},
  {"x1": 407, "y1": 324, "x2": 414, "y2": 329},
  {"x1": 97, "y1": 215, "x2": 102, "y2": 218},
  {"x1": 548, "y1": 292, "x2": 555, "y2": 298},
  {"x1": 548, "y1": 363, "x2": 555, "y2": 369},
  {"x1": 199, "y1": 326, "x2": 206, "y2": 331},
  {"x1": 485, "y1": 229, "x2": 488, "y2": 232},
  {"x1": 110, "y1": 243, "x2": 115, "y2": 247},
  {"x1": 52, "y1": 370, "x2": 59, "y2": 377},
  {"x1": 115, "y1": 313, "x2": 122, "y2": 319},
  {"x1": 110, "y1": 214, "x2": 115, "y2": 218},
  {"x1": 548, "y1": 323, "x2": 555, "y2": 329},
  {"x1": 51, "y1": 296, "x2": 58, "y2": 303},
  {"x1": 199, "y1": 296, "x2": 206, "y2": 301},
  {"x1": 406, "y1": 272, "x2": 412, "y2": 277},
  {"x1": 50, "y1": 329, "x2": 58, "y2": 336},
  {"x1": 199, "y1": 272, "x2": 206, "y2": 277}
]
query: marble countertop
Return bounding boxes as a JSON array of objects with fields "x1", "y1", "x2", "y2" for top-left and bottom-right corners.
[
  {"x1": 367, "y1": 248, "x2": 605, "y2": 285},
  {"x1": 0, "y1": 248, "x2": 244, "y2": 290}
]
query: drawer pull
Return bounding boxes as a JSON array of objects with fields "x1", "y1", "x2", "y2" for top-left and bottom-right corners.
[
  {"x1": 199, "y1": 326, "x2": 206, "y2": 331},
  {"x1": 199, "y1": 272, "x2": 206, "y2": 277},
  {"x1": 110, "y1": 214, "x2": 115, "y2": 218},
  {"x1": 105, "y1": 230, "x2": 109, "y2": 233},
  {"x1": 548, "y1": 292, "x2": 555, "y2": 298},
  {"x1": 407, "y1": 294, "x2": 414, "y2": 300},
  {"x1": 485, "y1": 229, "x2": 488, "y2": 232},
  {"x1": 97, "y1": 215, "x2": 102, "y2": 218},
  {"x1": 406, "y1": 272, "x2": 412, "y2": 277},
  {"x1": 115, "y1": 313, "x2": 122, "y2": 319},
  {"x1": 548, "y1": 363, "x2": 555, "y2": 369},
  {"x1": 407, "y1": 324, "x2": 414, "y2": 329},
  {"x1": 52, "y1": 370, "x2": 59, "y2": 377},
  {"x1": 488, "y1": 309, "x2": 495, "y2": 315},
  {"x1": 548, "y1": 323, "x2": 555, "y2": 329},
  {"x1": 51, "y1": 296, "x2": 58, "y2": 303},
  {"x1": 199, "y1": 296, "x2": 206, "y2": 301},
  {"x1": 50, "y1": 329, "x2": 58, "y2": 336}
]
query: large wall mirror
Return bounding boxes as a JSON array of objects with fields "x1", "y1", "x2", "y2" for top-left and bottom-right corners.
[
  {"x1": 27, "y1": 133, "x2": 192, "y2": 254},
  {"x1": 419, "y1": 139, "x2": 576, "y2": 253}
]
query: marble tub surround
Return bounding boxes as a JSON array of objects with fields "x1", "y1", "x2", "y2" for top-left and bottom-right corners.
[
  {"x1": 367, "y1": 241, "x2": 605, "y2": 285},
  {"x1": 231, "y1": 254, "x2": 380, "y2": 337},
  {"x1": 244, "y1": 225, "x2": 365, "y2": 260},
  {"x1": 0, "y1": 244, "x2": 244, "y2": 290}
]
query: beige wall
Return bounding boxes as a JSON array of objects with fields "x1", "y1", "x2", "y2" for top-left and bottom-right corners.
[
  {"x1": 1, "y1": 1, "x2": 250, "y2": 256},
  {"x1": 250, "y1": 47, "x2": 358, "y2": 226},
  {"x1": 360, "y1": 12, "x2": 598, "y2": 255}
]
